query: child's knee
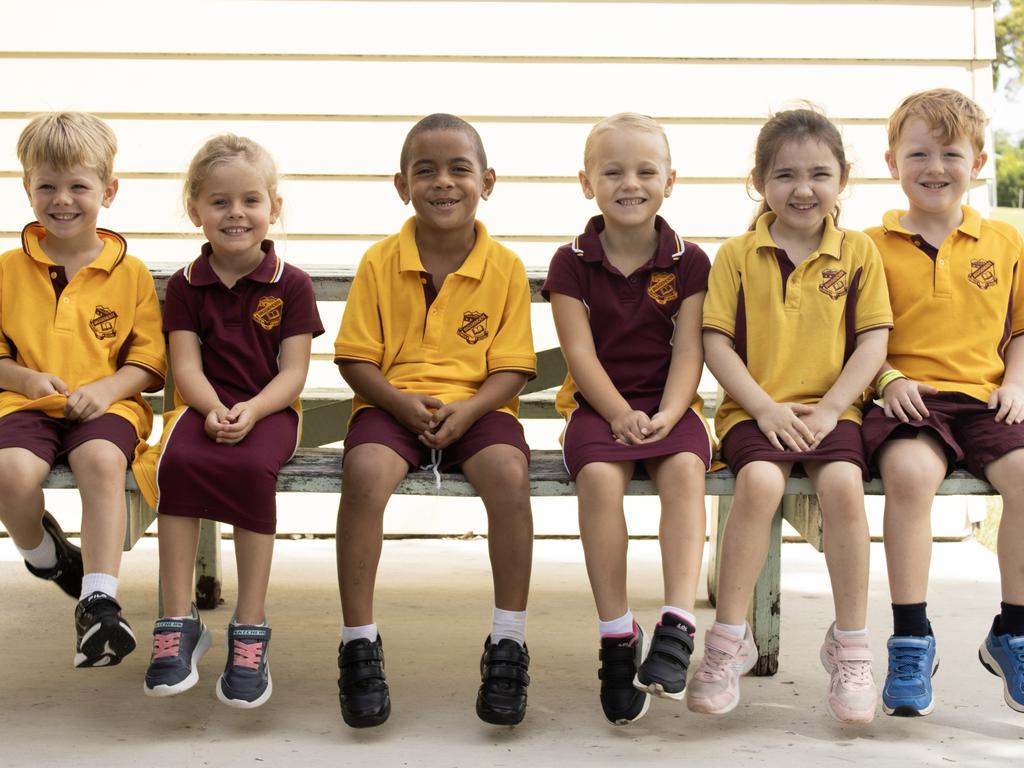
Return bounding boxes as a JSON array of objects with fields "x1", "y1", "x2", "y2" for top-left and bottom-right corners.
[{"x1": 70, "y1": 440, "x2": 127, "y2": 482}]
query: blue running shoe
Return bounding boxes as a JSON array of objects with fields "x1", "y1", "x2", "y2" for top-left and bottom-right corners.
[
  {"x1": 882, "y1": 634, "x2": 938, "y2": 716},
  {"x1": 978, "y1": 616, "x2": 1024, "y2": 713}
]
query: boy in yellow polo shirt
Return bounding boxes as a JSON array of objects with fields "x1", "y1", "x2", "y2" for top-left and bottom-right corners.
[
  {"x1": 863, "y1": 89, "x2": 1024, "y2": 716},
  {"x1": 0, "y1": 113, "x2": 164, "y2": 668},
  {"x1": 334, "y1": 114, "x2": 536, "y2": 728}
]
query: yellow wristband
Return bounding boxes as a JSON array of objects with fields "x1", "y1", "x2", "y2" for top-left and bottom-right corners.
[{"x1": 875, "y1": 369, "x2": 906, "y2": 395}]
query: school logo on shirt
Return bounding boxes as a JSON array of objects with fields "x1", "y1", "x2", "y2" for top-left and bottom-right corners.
[
  {"x1": 89, "y1": 306, "x2": 117, "y2": 340},
  {"x1": 457, "y1": 311, "x2": 489, "y2": 344},
  {"x1": 818, "y1": 269, "x2": 848, "y2": 300},
  {"x1": 647, "y1": 272, "x2": 679, "y2": 305},
  {"x1": 968, "y1": 260, "x2": 997, "y2": 290},
  {"x1": 252, "y1": 296, "x2": 284, "y2": 330}
]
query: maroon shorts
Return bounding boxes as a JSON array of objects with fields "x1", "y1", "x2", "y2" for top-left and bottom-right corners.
[
  {"x1": 155, "y1": 407, "x2": 299, "y2": 535},
  {"x1": 0, "y1": 410, "x2": 137, "y2": 465},
  {"x1": 721, "y1": 419, "x2": 868, "y2": 479},
  {"x1": 862, "y1": 393, "x2": 1024, "y2": 480},
  {"x1": 562, "y1": 397, "x2": 712, "y2": 479},
  {"x1": 343, "y1": 407, "x2": 529, "y2": 471}
]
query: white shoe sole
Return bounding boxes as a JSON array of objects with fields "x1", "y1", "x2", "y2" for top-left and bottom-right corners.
[{"x1": 979, "y1": 642, "x2": 1024, "y2": 713}]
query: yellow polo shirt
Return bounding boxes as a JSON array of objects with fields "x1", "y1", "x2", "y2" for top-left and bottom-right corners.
[
  {"x1": 0, "y1": 224, "x2": 165, "y2": 447},
  {"x1": 335, "y1": 217, "x2": 536, "y2": 419},
  {"x1": 704, "y1": 213, "x2": 892, "y2": 439},
  {"x1": 866, "y1": 206, "x2": 1024, "y2": 402}
]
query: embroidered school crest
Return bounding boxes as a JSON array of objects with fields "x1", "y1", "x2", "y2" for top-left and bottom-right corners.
[
  {"x1": 252, "y1": 296, "x2": 283, "y2": 330},
  {"x1": 818, "y1": 269, "x2": 848, "y2": 300},
  {"x1": 457, "y1": 311, "x2": 489, "y2": 344},
  {"x1": 968, "y1": 260, "x2": 997, "y2": 290},
  {"x1": 647, "y1": 272, "x2": 679, "y2": 305},
  {"x1": 89, "y1": 306, "x2": 117, "y2": 340}
]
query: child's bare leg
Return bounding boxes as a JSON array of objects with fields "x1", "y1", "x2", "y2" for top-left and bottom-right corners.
[
  {"x1": 234, "y1": 527, "x2": 275, "y2": 624},
  {"x1": 573, "y1": 461, "x2": 632, "y2": 619},
  {"x1": 645, "y1": 452, "x2": 707, "y2": 612},
  {"x1": 983, "y1": 448, "x2": 1024, "y2": 605},
  {"x1": 158, "y1": 515, "x2": 201, "y2": 616},
  {"x1": 0, "y1": 447, "x2": 50, "y2": 546},
  {"x1": 876, "y1": 436, "x2": 946, "y2": 604},
  {"x1": 67, "y1": 439, "x2": 128, "y2": 577},
  {"x1": 714, "y1": 460, "x2": 790, "y2": 624},
  {"x1": 805, "y1": 460, "x2": 870, "y2": 630},
  {"x1": 336, "y1": 444, "x2": 409, "y2": 626},
  {"x1": 462, "y1": 444, "x2": 533, "y2": 611}
]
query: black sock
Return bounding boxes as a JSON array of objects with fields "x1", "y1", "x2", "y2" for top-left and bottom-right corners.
[
  {"x1": 999, "y1": 602, "x2": 1024, "y2": 636},
  {"x1": 892, "y1": 602, "x2": 930, "y2": 637}
]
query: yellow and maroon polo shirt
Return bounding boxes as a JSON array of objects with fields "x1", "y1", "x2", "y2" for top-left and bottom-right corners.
[
  {"x1": 543, "y1": 214, "x2": 711, "y2": 420},
  {"x1": 0, "y1": 223, "x2": 165, "y2": 441},
  {"x1": 163, "y1": 240, "x2": 324, "y2": 409},
  {"x1": 704, "y1": 213, "x2": 892, "y2": 440},
  {"x1": 866, "y1": 206, "x2": 1024, "y2": 401},
  {"x1": 335, "y1": 217, "x2": 536, "y2": 419}
]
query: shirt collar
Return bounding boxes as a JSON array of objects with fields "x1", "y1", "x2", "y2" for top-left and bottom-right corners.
[
  {"x1": 184, "y1": 240, "x2": 282, "y2": 286},
  {"x1": 20, "y1": 222, "x2": 127, "y2": 272},
  {"x1": 397, "y1": 217, "x2": 490, "y2": 280},
  {"x1": 753, "y1": 211, "x2": 844, "y2": 260},
  {"x1": 881, "y1": 205, "x2": 981, "y2": 241},
  {"x1": 571, "y1": 215, "x2": 684, "y2": 268}
]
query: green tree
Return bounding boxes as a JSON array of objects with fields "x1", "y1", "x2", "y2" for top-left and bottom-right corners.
[
  {"x1": 995, "y1": 0, "x2": 1024, "y2": 89},
  {"x1": 995, "y1": 132, "x2": 1024, "y2": 207}
]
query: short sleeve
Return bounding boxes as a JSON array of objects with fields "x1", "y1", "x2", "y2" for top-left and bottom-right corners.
[
  {"x1": 1010, "y1": 231, "x2": 1024, "y2": 338},
  {"x1": 0, "y1": 260, "x2": 10, "y2": 361},
  {"x1": 852, "y1": 238, "x2": 894, "y2": 333},
  {"x1": 542, "y1": 246, "x2": 585, "y2": 303},
  {"x1": 679, "y1": 244, "x2": 711, "y2": 300},
  {"x1": 162, "y1": 271, "x2": 199, "y2": 334},
  {"x1": 487, "y1": 256, "x2": 537, "y2": 377},
  {"x1": 702, "y1": 242, "x2": 741, "y2": 338},
  {"x1": 281, "y1": 266, "x2": 324, "y2": 339},
  {"x1": 122, "y1": 264, "x2": 166, "y2": 388},
  {"x1": 334, "y1": 252, "x2": 385, "y2": 365}
]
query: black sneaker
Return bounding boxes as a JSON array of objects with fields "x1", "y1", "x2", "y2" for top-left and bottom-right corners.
[
  {"x1": 635, "y1": 612, "x2": 695, "y2": 700},
  {"x1": 144, "y1": 606, "x2": 213, "y2": 697},
  {"x1": 216, "y1": 623, "x2": 272, "y2": 708},
  {"x1": 74, "y1": 591, "x2": 137, "y2": 668},
  {"x1": 476, "y1": 636, "x2": 530, "y2": 725},
  {"x1": 24, "y1": 512, "x2": 83, "y2": 599},
  {"x1": 598, "y1": 624, "x2": 650, "y2": 725},
  {"x1": 338, "y1": 635, "x2": 391, "y2": 728}
]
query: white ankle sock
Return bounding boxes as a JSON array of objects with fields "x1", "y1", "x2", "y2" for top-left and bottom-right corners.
[
  {"x1": 833, "y1": 625, "x2": 868, "y2": 640},
  {"x1": 599, "y1": 611, "x2": 635, "y2": 638},
  {"x1": 714, "y1": 620, "x2": 747, "y2": 639},
  {"x1": 342, "y1": 623, "x2": 378, "y2": 644},
  {"x1": 661, "y1": 605, "x2": 697, "y2": 628},
  {"x1": 491, "y1": 608, "x2": 527, "y2": 646},
  {"x1": 17, "y1": 528, "x2": 57, "y2": 569},
  {"x1": 81, "y1": 573, "x2": 118, "y2": 600}
]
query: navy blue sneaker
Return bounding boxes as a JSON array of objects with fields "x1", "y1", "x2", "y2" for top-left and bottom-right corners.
[
  {"x1": 24, "y1": 512, "x2": 83, "y2": 599},
  {"x1": 979, "y1": 616, "x2": 1024, "y2": 713},
  {"x1": 598, "y1": 624, "x2": 650, "y2": 725},
  {"x1": 216, "y1": 623, "x2": 272, "y2": 708},
  {"x1": 635, "y1": 612, "x2": 695, "y2": 700},
  {"x1": 882, "y1": 634, "x2": 938, "y2": 716},
  {"x1": 74, "y1": 591, "x2": 136, "y2": 668},
  {"x1": 144, "y1": 606, "x2": 213, "y2": 697}
]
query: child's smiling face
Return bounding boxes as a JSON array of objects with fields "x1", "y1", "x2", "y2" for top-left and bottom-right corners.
[
  {"x1": 394, "y1": 129, "x2": 495, "y2": 237},
  {"x1": 24, "y1": 163, "x2": 117, "y2": 247}
]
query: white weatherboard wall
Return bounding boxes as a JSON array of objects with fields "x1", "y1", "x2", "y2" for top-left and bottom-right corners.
[{"x1": 0, "y1": 0, "x2": 995, "y2": 536}]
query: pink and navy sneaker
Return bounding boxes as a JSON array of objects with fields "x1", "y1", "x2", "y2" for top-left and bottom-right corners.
[
  {"x1": 598, "y1": 623, "x2": 649, "y2": 725},
  {"x1": 635, "y1": 612, "x2": 695, "y2": 700},
  {"x1": 144, "y1": 605, "x2": 212, "y2": 697},
  {"x1": 216, "y1": 622, "x2": 272, "y2": 708}
]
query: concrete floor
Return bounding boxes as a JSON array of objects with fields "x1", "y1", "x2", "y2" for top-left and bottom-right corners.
[{"x1": 0, "y1": 536, "x2": 1021, "y2": 768}]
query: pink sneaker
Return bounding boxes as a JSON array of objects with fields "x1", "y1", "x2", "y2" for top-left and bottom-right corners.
[
  {"x1": 685, "y1": 624, "x2": 757, "y2": 714},
  {"x1": 820, "y1": 624, "x2": 877, "y2": 724}
]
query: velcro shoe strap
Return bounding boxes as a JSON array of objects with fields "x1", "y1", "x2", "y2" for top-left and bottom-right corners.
[
  {"x1": 835, "y1": 646, "x2": 872, "y2": 663},
  {"x1": 344, "y1": 662, "x2": 386, "y2": 684},
  {"x1": 483, "y1": 662, "x2": 531, "y2": 686},
  {"x1": 340, "y1": 643, "x2": 384, "y2": 667},
  {"x1": 484, "y1": 643, "x2": 530, "y2": 666},
  {"x1": 650, "y1": 627, "x2": 694, "y2": 664}
]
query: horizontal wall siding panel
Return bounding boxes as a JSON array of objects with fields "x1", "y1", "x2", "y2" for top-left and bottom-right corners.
[
  {"x1": 0, "y1": 2, "x2": 983, "y2": 61},
  {"x1": 0, "y1": 59, "x2": 981, "y2": 120},
  {"x1": 0, "y1": 119, "x2": 909, "y2": 180}
]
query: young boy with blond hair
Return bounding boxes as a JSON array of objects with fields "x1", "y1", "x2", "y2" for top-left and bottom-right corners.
[
  {"x1": 862, "y1": 88, "x2": 1024, "y2": 716},
  {"x1": 0, "y1": 112, "x2": 164, "y2": 668}
]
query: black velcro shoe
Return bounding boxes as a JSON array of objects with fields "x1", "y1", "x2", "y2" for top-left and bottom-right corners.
[
  {"x1": 635, "y1": 612, "x2": 695, "y2": 700},
  {"x1": 74, "y1": 591, "x2": 136, "y2": 668},
  {"x1": 338, "y1": 635, "x2": 391, "y2": 728},
  {"x1": 24, "y1": 511, "x2": 83, "y2": 599},
  {"x1": 598, "y1": 625, "x2": 649, "y2": 725},
  {"x1": 476, "y1": 636, "x2": 530, "y2": 725}
]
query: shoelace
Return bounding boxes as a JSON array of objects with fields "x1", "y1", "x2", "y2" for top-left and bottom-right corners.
[
  {"x1": 232, "y1": 639, "x2": 264, "y2": 670},
  {"x1": 420, "y1": 449, "x2": 443, "y2": 490},
  {"x1": 153, "y1": 632, "x2": 182, "y2": 659},
  {"x1": 695, "y1": 646, "x2": 735, "y2": 681},
  {"x1": 889, "y1": 646, "x2": 928, "y2": 678},
  {"x1": 835, "y1": 658, "x2": 873, "y2": 689}
]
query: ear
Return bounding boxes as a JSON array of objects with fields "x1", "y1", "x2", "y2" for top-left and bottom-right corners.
[
  {"x1": 884, "y1": 150, "x2": 899, "y2": 180},
  {"x1": 578, "y1": 170, "x2": 595, "y2": 199},
  {"x1": 664, "y1": 168, "x2": 677, "y2": 198},
  {"x1": 101, "y1": 177, "x2": 119, "y2": 208},
  {"x1": 751, "y1": 172, "x2": 765, "y2": 197},
  {"x1": 269, "y1": 195, "x2": 283, "y2": 225},
  {"x1": 394, "y1": 172, "x2": 411, "y2": 204},
  {"x1": 837, "y1": 164, "x2": 850, "y2": 195},
  {"x1": 22, "y1": 176, "x2": 31, "y2": 200},
  {"x1": 186, "y1": 201, "x2": 202, "y2": 227},
  {"x1": 970, "y1": 150, "x2": 988, "y2": 181},
  {"x1": 480, "y1": 167, "x2": 496, "y2": 201}
]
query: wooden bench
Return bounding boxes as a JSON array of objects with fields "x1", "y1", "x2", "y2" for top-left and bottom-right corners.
[{"x1": 40, "y1": 265, "x2": 997, "y2": 675}]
